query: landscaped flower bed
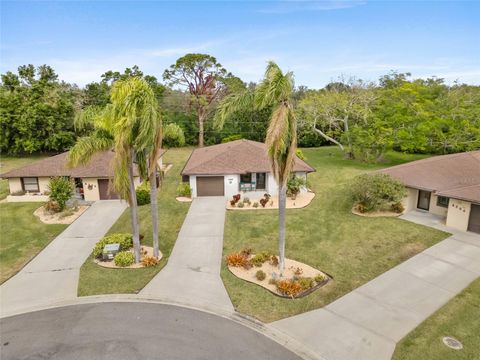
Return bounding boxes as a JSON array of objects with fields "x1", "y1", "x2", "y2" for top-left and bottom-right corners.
[
  {"x1": 226, "y1": 192, "x2": 315, "y2": 210},
  {"x1": 92, "y1": 233, "x2": 162, "y2": 269},
  {"x1": 226, "y1": 248, "x2": 330, "y2": 298}
]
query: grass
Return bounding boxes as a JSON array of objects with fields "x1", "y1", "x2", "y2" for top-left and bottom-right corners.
[
  {"x1": 0, "y1": 155, "x2": 47, "y2": 200},
  {"x1": 77, "y1": 148, "x2": 192, "y2": 296},
  {"x1": 392, "y1": 279, "x2": 480, "y2": 360},
  {"x1": 221, "y1": 147, "x2": 449, "y2": 322},
  {"x1": 0, "y1": 202, "x2": 67, "y2": 283}
]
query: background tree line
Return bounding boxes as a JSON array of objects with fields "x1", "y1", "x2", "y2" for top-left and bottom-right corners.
[{"x1": 1, "y1": 60, "x2": 479, "y2": 160}]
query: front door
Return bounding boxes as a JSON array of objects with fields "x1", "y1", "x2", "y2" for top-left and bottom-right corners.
[
  {"x1": 467, "y1": 204, "x2": 480, "y2": 234},
  {"x1": 256, "y1": 173, "x2": 266, "y2": 190},
  {"x1": 417, "y1": 190, "x2": 431, "y2": 210}
]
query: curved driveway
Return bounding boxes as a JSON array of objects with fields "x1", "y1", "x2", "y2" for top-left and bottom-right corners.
[{"x1": 0, "y1": 302, "x2": 301, "y2": 360}]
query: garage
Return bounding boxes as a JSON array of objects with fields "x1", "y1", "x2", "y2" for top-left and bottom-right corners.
[
  {"x1": 98, "y1": 179, "x2": 120, "y2": 200},
  {"x1": 468, "y1": 204, "x2": 480, "y2": 234},
  {"x1": 196, "y1": 176, "x2": 224, "y2": 196}
]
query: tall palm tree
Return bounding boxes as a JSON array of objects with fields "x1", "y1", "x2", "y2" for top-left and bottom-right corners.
[
  {"x1": 214, "y1": 62, "x2": 297, "y2": 273},
  {"x1": 109, "y1": 77, "x2": 160, "y2": 263},
  {"x1": 69, "y1": 77, "x2": 160, "y2": 263}
]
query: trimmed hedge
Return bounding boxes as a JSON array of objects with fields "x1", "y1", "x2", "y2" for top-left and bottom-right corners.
[
  {"x1": 92, "y1": 233, "x2": 133, "y2": 258},
  {"x1": 114, "y1": 251, "x2": 135, "y2": 267}
]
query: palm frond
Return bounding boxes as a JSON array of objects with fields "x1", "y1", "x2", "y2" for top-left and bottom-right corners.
[
  {"x1": 67, "y1": 133, "x2": 114, "y2": 167},
  {"x1": 213, "y1": 90, "x2": 255, "y2": 129}
]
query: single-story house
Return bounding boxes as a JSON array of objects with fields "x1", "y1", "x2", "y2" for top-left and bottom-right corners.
[
  {"x1": 379, "y1": 150, "x2": 480, "y2": 234},
  {"x1": 181, "y1": 139, "x2": 315, "y2": 199},
  {"x1": 1, "y1": 150, "x2": 165, "y2": 202}
]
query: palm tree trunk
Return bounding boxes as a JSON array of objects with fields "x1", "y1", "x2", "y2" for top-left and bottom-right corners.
[
  {"x1": 128, "y1": 151, "x2": 141, "y2": 263},
  {"x1": 278, "y1": 184, "x2": 287, "y2": 274},
  {"x1": 149, "y1": 167, "x2": 159, "y2": 258}
]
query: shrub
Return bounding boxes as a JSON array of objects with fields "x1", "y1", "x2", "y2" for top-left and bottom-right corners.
[
  {"x1": 48, "y1": 176, "x2": 74, "y2": 211},
  {"x1": 269, "y1": 255, "x2": 279, "y2": 266},
  {"x1": 251, "y1": 251, "x2": 270, "y2": 266},
  {"x1": 295, "y1": 149, "x2": 306, "y2": 160},
  {"x1": 290, "y1": 266, "x2": 303, "y2": 276},
  {"x1": 351, "y1": 174, "x2": 406, "y2": 212},
  {"x1": 276, "y1": 279, "x2": 303, "y2": 298},
  {"x1": 114, "y1": 251, "x2": 135, "y2": 267},
  {"x1": 298, "y1": 277, "x2": 315, "y2": 290},
  {"x1": 221, "y1": 134, "x2": 243, "y2": 143},
  {"x1": 287, "y1": 175, "x2": 306, "y2": 198},
  {"x1": 136, "y1": 185, "x2": 150, "y2": 206},
  {"x1": 44, "y1": 200, "x2": 60, "y2": 214},
  {"x1": 163, "y1": 123, "x2": 186, "y2": 148},
  {"x1": 314, "y1": 273, "x2": 327, "y2": 284},
  {"x1": 391, "y1": 202, "x2": 405, "y2": 213},
  {"x1": 255, "y1": 270, "x2": 266, "y2": 281},
  {"x1": 240, "y1": 247, "x2": 253, "y2": 257},
  {"x1": 268, "y1": 278, "x2": 278, "y2": 286},
  {"x1": 141, "y1": 256, "x2": 158, "y2": 267},
  {"x1": 237, "y1": 202, "x2": 244, "y2": 208},
  {"x1": 253, "y1": 202, "x2": 259, "y2": 208},
  {"x1": 92, "y1": 233, "x2": 133, "y2": 258},
  {"x1": 176, "y1": 183, "x2": 192, "y2": 197},
  {"x1": 225, "y1": 252, "x2": 251, "y2": 269}
]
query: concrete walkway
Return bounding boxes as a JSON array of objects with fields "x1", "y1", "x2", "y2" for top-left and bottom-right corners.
[
  {"x1": 141, "y1": 197, "x2": 234, "y2": 313},
  {"x1": 271, "y1": 211, "x2": 480, "y2": 360},
  {"x1": 0, "y1": 200, "x2": 127, "y2": 317}
]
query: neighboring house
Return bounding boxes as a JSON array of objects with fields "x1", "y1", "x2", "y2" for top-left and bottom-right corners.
[
  {"x1": 181, "y1": 139, "x2": 315, "y2": 199},
  {"x1": 1, "y1": 150, "x2": 165, "y2": 202},
  {"x1": 379, "y1": 150, "x2": 480, "y2": 234}
]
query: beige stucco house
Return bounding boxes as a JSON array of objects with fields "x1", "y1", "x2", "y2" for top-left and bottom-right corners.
[
  {"x1": 380, "y1": 150, "x2": 480, "y2": 234},
  {"x1": 181, "y1": 139, "x2": 315, "y2": 199},
  {"x1": 1, "y1": 150, "x2": 165, "y2": 202}
]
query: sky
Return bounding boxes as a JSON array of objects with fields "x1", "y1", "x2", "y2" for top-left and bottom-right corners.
[{"x1": 1, "y1": 0, "x2": 479, "y2": 88}]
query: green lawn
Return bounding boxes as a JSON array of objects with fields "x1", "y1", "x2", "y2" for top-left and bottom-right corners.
[
  {"x1": 0, "y1": 155, "x2": 47, "y2": 200},
  {"x1": 393, "y1": 279, "x2": 480, "y2": 360},
  {"x1": 221, "y1": 147, "x2": 450, "y2": 322},
  {"x1": 0, "y1": 202, "x2": 67, "y2": 283},
  {"x1": 77, "y1": 148, "x2": 192, "y2": 296}
]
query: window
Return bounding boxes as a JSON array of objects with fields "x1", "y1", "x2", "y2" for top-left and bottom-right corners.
[
  {"x1": 22, "y1": 177, "x2": 39, "y2": 192},
  {"x1": 437, "y1": 196, "x2": 449, "y2": 208},
  {"x1": 240, "y1": 173, "x2": 252, "y2": 183}
]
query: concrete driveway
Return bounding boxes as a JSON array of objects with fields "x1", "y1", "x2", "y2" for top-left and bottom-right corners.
[
  {"x1": 271, "y1": 211, "x2": 480, "y2": 360},
  {"x1": 141, "y1": 197, "x2": 234, "y2": 312},
  {"x1": 0, "y1": 200, "x2": 127, "y2": 317}
]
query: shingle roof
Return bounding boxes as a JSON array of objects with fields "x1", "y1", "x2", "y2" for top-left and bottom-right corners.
[
  {"x1": 379, "y1": 150, "x2": 480, "y2": 204},
  {"x1": 181, "y1": 139, "x2": 315, "y2": 175},
  {"x1": 0, "y1": 149, "x2": 165, "y2": 179}
]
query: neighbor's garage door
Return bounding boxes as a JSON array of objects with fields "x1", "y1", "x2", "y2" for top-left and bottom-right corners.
[
  {"x1": 98, "y1": 179, "x2": 120, "y2": 200},
  {"x1": 196, "y1": 176, "x2": 224, "y2": 196},
  {"x1": 468, "y1": 204, "x2": 480, "y2": 234}
]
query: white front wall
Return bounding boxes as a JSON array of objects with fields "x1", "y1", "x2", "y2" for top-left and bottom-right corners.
[
  {"x1": 189, "y1": 171, "x2": 308, "y2": 199},
  {"x1": 446, "y1": 198, "x2": 471, "y2": 231},
  {"x1": 429, "y1": 194, "x2": 449, "y2": 217}
]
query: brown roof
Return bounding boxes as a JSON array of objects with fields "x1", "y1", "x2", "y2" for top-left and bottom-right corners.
[
  {"x1": 379, "y1": 150, "x2": 480, "y2": 203},
  {"x1": 0, "y1": 149, "x2": 165, "y2": 179},
  {"x1": 182, "y1": 139, "x2": 315, "y2": 176}
]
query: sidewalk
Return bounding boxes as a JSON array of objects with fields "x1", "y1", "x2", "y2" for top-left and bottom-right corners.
[
  {"x1": 140, "y1": 197, "x2": 234, "y2": 313},
  {"x1": 0, "y1": 200, "x2": 127, "y2": 317},
  {"x1": 270, "y1": 211, "x2": 480, "y2": 360}
]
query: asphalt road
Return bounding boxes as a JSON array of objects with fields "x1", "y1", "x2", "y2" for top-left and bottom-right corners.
[{"x1": 0, "y1": 302, "x2": 302, "y2": 360}]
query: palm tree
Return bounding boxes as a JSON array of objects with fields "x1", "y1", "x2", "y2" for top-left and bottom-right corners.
[
  {"x1": 69, "y1": 77, "x2": 160, "y2": 263},
  {"x1": 109, "y1": 77, "x2": 160, "y2": 263},
  {"x1": 214, "y1": 62, "x2": 297, "y2": 273}
]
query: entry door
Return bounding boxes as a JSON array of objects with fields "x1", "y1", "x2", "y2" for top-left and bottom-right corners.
[
  {"x1": 417, "y1": 190, "x2": 431, "y2": 210},
  {"x1": 98, "y1": 179, "x2": 120, "y2": 200},
  {"x1": 256, "y1": 173, "x2": 266, "y2": 190},
  {"x1": 468, "y1": 204, "x2": 480, "y2": 234}
]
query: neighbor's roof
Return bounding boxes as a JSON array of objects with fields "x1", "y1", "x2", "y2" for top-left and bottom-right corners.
[
  {"x1": 181, "y1": 139, "x2": 315, "y2": 176},
  {"x1": 0, "y1": 149, "x2": 166, "y2": 179},
  {"x1": 379, "y1": 150, "x2": 480, "y2": 204}
]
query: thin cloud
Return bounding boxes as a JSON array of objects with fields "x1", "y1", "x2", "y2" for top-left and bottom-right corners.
[{"x1": 258, "y1": 0, "x2": 366, "y2": 14}]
